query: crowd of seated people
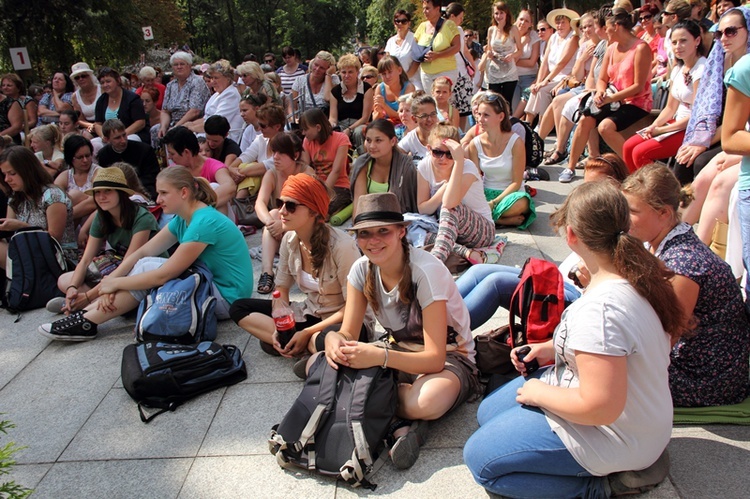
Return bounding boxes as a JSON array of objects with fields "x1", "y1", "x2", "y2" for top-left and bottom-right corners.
[{"x1": 1, "y1": 0, "x2": 749, "y2": 493}]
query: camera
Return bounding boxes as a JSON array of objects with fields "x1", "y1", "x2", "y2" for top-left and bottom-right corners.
[{"x1": 516, "y1": 346, "x2": 539, "y2": 376}]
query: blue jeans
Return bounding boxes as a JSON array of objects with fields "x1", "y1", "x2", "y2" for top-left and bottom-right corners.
[
  {"x1": 512, "y1": 74, "x2": 537, "y2": 111},
  {"x1": 463, "y1": 371, "x2": 608, "y2": 499},
  {"x1": 456, "y1": 264, "x2": 581, "y2": 330},
  {"x1": 739, "y1": 189, "x2": 750, "y2": 310}
]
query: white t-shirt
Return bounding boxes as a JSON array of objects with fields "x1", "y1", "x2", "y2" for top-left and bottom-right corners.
[
  {"x1": 541, "y1": 279, "x2": 672, "y2": 476},
  {"x1": 349, "y1": 248, "x2": 475, "y2": 361},
  {"x1": 239, "y1": 134, "x2": 273, "y2": 170},
  {"x1": 416, "y1": 156, "x2": 493, "y2": 224},
  {"x1": 386, "y1": 31, "x2": 423, "y2": 90},
  {"x1": 398, "y1": 128, "x2": 429, "y2": 166},
  {"x1": 473, "y1": 133, "x2": 523, "y2": 191},
  {"x1": 203, "y1": 86, "x2": 244, "y2": 143},
  {"x1": 239, "y1": 124, "x2": 259, "y2": 151},
  {"x1": 517, "y1": 31, "x2": 541, "y2": 77},
  {"x1": 670, "y1": 57, "x2": 707, "y2": 120}
]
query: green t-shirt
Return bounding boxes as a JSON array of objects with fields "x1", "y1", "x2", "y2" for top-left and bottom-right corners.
[
  {"x1": 90, "y1": 205, "x2": 162, "y2": 256},
  {"x1": 168, "y1": 206, "x2": 254, "y2": 303}
]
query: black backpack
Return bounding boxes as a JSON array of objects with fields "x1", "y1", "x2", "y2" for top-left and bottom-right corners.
[
  {"x1": 269, "y1": 354, "x2": 397, "y2": 490},
  {"x1": 5, "y1": 228, "x2": 67, "y2": 313},
  {"x1": 121, "y1": 341, "x2": 247, "y2": 423},
  {"x1": 510, "y1": 117, "x2": 544, "y2": 168}
]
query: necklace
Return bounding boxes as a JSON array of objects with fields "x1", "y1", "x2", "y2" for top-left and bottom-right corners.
[{"x1": 299, "y1": 240, "x2": 312, "y2": 257}]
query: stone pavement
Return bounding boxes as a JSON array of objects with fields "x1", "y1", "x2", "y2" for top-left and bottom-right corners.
[{"x1": 3, "y1": 162, "x2": 750, "y2": 498}]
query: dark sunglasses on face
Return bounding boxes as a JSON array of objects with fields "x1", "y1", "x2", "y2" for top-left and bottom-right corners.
[
  {"x1": 394, "y1": 18, "x2": 409, "y2": 24},
  {"x1": 639, "y1": 14, "x2": 653, "y2": 22},
  {"x1": 715, "y1": 26, "x2": 746, "y2": 40},
  {"x1": 663, "y1": 11, "x2": 675, "y2": 15},
  {"x1": 276, "y1": 198, "x2": 301, "y2": 213},
  {"x1": 73, "y1": 75, "x2": 87, "y2": 80},
  {"x1": 538, "y1": 27, "x2": 548, "y2": 32},
  {"x1": 430, "y1": 148, "x2": 452, "y2": 159},
  {"x1": 361, "y1": 74, "x2": 377, "y2": 80},
  {"x1": 264, "y1": 59, "x2": 274, "y2": 64}
]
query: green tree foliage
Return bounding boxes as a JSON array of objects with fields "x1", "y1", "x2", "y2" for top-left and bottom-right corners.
[
  {"x1": 0, "y1": 0, "x2": 186, "y2": 77},
  {"x1": 0, "y1": 418, "x2": 31, "y2": 499}
]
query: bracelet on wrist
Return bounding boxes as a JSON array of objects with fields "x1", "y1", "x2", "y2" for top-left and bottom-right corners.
[
  {"x1": 382, "y1": 347, "x2": 389, "y2": 369},
  {"x1": 66, "y1": 285, "x2": 78, "y2": 291}
]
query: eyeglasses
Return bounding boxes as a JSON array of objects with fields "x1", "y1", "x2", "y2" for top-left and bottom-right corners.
[
  {"x1": 483, "y1": 92, "x2": 501, "y2": 102},
  {"x1": 378, "y1": 51, "x2": 386, "y2": 56},
  {"x1": 430, "y1": 148, "x2": 452, "y2": 159},
  {"x1": 663, "y1": 11, "x2": 675, "y2": 16},
  {"x1": 538, "y1": 28, "x2": 548, "y2": 32},
  {"x1": 394, "y1": 18, "x2": 409, "y2": 24},
  {"x1": 258, "y1": 122, "x2": 269, "y2": 129},
  {"x1": 355, "y1": 227, "x2": 396, "y2": 240},
  {"x1": 639, "y1": 14, "x2": 653, "y2": 22},
  {"x1": 464, "y1": 34, "x2": 472, "y2": 38},
  {"x1": 264, "y1": 59, "x2": 274, "y2": 64},
  {"x1": 73, "y1": 74, "x2": 88, "y2": 81},
  {"x1": 714, "y1": 26, "x2": 746, "y2": 40},
  {"x1": 73, "y1": 153, "x2": 92, "y2": 161},
  {"x1": 414, "y1": 111, "x2": 438, "y2": 120},
  {"x1": 276, "y1": 198, "x2": 302, "y2": 213},
  {"x1": 361, "y1": 74, "x2": 377, "y2": 81}
]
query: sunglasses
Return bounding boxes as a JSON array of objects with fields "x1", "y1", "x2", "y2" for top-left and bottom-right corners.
[
  {"x1": 430, "y1": 148, "x2": 452, "y2": 159},
  {"x1": 639, "y1": 14, "x2": 653, "y2": 22},
  {"x1": 714, "y1": 26, "x2": 746, "y2": 40},
  {"x1": 73, "y1": 74, "x2": 87, "y2": 80},
  {"x1": 361, "y1": 74, "x2": 377, "y2": 80},
  {"x1": 394, "y1": 18, "x2": 409, "y2": 24},
  {"x1": 378, "y1": 51, "x2": 386, "y2": 56},
  {"x1": 258, "y1": 122, "x2": 269, "y2": 129},
  {"x1": 356, "y1": 227, "x2": 396, "y2": 240},
  {"x1": 538, "y1": 27, "x2": 548, "y2": 32},
  {"x1": 264, "y1": 59, "x2": 274, "y2": 64},
  {"x1": 464, "y1": 33, "x2": 472, "y2": 38},
  {"x1": 276, "y1": 198, "x2": 303, "y2": 213},
  {"x1": 663, "y1": 11, "x2": 675, "y2": 15}
]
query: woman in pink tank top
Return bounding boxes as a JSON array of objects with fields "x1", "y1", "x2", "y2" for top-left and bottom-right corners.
[{"x1": 561, "y1": 8, "x2": 653, "y2": 183}]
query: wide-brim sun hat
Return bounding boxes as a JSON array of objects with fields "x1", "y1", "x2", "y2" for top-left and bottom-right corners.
[
  {"x1": 70, "y1": 62, "x2": 94, "y2": 79},
  {"x1": 348, "y1": 192, "x2": 411, "y2": 231},
  {"x1": 84, "y1": 167, "x2": 135, "y2": 196},
  {"x1": 547, "y1": 8, "x2": 581, "y2": 31}
]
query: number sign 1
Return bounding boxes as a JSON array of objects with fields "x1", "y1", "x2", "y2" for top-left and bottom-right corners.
[{"x1": 10, "y1": 47, "x2": 31, "y2": 70}]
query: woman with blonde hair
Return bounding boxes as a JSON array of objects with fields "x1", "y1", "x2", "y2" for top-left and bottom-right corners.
[
  {"x1": 186, "y1": 59, "x2": 243, "y2": 142},
  {"x1": 39, "y1": 166, "x2": 254, "y2": 341},
  {"x1": 29, "y1": 124, "x2": 64, "y2": 177},
  {"x1": 237, "y1": 61, "x2": 280, "y2": 105},
  {"x1": 292, "y1": 51, "x2": 335, "y2": 115},
  {"x1": 329, "y1": 53, "x2": 374, "y2": 155}
]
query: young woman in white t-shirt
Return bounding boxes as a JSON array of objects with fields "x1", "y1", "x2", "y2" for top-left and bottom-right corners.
[
  {"x1": 417, "y1": 123, "x2": 494, "y2": 264},
  {"x1": 464, "y1": 180, "x2": 688, "y2": 497},
  {"x1": 323, "y1": 192, "x2": 480, "y2": 470}
]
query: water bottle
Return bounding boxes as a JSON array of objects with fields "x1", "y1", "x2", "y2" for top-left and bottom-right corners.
[{"x1": 272, "y1": 290, "x2": 296, "y2": 349}]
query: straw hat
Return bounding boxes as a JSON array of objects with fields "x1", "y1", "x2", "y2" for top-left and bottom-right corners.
[
  {"x1": 348, "y1": 193, "x2": 410, "y2": 231},
  {"x1": 84, "y1": 167, "x2": 135, "y2": 196},
  {"x1": 547, "y1": 8, "x2": 581, "y2": 30},
  {"x1": 70, "y1": 62, "x2": 94, "y2": 79}
]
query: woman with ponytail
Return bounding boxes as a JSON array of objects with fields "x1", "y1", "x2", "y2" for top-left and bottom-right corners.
[
  {"x1": 39, "y1": 167, "x2": 254, "y2": 341},
  {"x1": 465, "y1": 180, "x2": 687, "y2": 497},
  {"x1": 324, "y1": 192, "x2": 480, "y2": 471},
  {"x1": 622, "y1": 164, "x2": 750, "y2": 407},
  {"x1": 230, "y1": 173, "x2": 367, "y2": 374}
]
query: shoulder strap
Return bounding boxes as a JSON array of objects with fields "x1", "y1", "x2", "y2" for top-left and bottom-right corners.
[
  {"x1": 429, "y1": 17, "x2": 446, "y2": 51},
  {"x1": 306, "y1": 75, "x2": 318, "y2": 109}
]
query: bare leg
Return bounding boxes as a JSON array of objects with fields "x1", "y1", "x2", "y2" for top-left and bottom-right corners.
[
  {"x1": 537, "y1": 105, "x2": 556, "y2": 140},
  {"x1": 587, "y1": 128, "x2": 601, "y2": 157},
  {"x1": 235, "y1": 188, "x2": 248, "y2": 200},
  {"x1": 598, "y1": 118, "x2": 626, "y2": 157},
  {"x1": 261, "y1": 209, "x2": 283, "y2": 276},
  {"x1": 695, "y1": 164, "x2": 740, "y2": 244},
  {"x1": 0, "y1": 240, "x2": 7, "y2": 269},
  {"x1": 236, "y1": 313, "x2": 275, "y2": 344},
  {"x1": 682, "y1": 153, "x2": 738, "y2": 224},
  {"x1": 513, "y1": 99, "x2": 528, "y2": 119},
  {"x1": 57, "y1": 271, "x2": 92, "y2": 294},
  {"x1": 80, "y1": 290, "x2": 140, "y2": 324},
  {"x1": 396, "y1": 370, "x2": 461, "y2": 421},
  {"x1": 567, "y1": 116, "x2": 596, "y2": 172},
  {"x1": 496, "y1": 197, "x2": 530, "y2": 226},
  {"x1": 459, "y1": 115, "x2": 468, "y2": 131},
  {"x1": 555, "y1": 117, "x2": 574, "y2": 154}
]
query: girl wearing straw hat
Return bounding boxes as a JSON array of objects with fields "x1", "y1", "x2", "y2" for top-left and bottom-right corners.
[
  {"x1": 321, "y1": 192, "x2": 480, "y2": 470},
  {"x1": 47, "y1": 167, "x2": 162, "y2": 314}
]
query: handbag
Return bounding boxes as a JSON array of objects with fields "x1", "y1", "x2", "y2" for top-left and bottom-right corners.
[
  {"x1": 474, "y1": 324, "x2": 517, "y2": 376},
  {"x1": 412, "y1": 18, "x2": 445, "y2": 63},
  {"x1": 460, "y1": 51, "x2": 476, "y2": 78},
  {"x1": 653, "y1": 78, "x2": 671, "y2": 112},
  {"x1": 86, "y1": 250, "x2": 123, "y2": 283},
  {"x1": 230, "y1": 194, "x2": 263, "y2": 228},
  {"x1": 573, "y1": 85, "x2": 621, "y2": 123}
]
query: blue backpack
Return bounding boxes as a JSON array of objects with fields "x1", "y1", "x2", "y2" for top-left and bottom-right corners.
[{"x1": 135, "y1": 262, "x2": 217, "y2": 344}]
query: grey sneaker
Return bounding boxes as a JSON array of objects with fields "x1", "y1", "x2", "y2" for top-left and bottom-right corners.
[
  {"x1": 292, "y1": 354, "x2": 312, "y2": 380},
  {"x1": 559, "y1": 168, "x2": 575, "y2": 183},
  {"x1": 608, "y1": 450, "x2": 670, "y2": 496},
  {"x1": 38, "y1": 311, "x2": 98, "y2": 341},
  {"x1": 390, "y1": 420, "x2": 429, "y2": 470},
  {"x1": 45, "y1": 296, "x2": 66, "y2": 314}
]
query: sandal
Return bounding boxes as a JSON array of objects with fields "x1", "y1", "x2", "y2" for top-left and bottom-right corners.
[
  {"x1": 575, "y1": 159, "x2": 587, "y2": 170},
  {"x1": 542, "y1": 150, "x2": 567, "y2": 165},
  {"x1": 257, "y1": 272, "x2": 275, "y2": 294},
  {"x1": 389, "y1": 420, "x2": 429, "y2": 470}
]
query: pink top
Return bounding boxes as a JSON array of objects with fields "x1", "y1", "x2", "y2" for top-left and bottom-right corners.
[
  {"x1": 200, "y1": 157, "x2": 226, "y2": 183},
  {"x1": 303, "y1": 131, "x2": 351, "y2": 189},
  {"x1": 607, "y1": 40, "x2": 653, "y2": 111}
]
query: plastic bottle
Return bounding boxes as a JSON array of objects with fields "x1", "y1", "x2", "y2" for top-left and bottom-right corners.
[{"x1": 272, "y1": 290, "x2": 296, "y2": 349}]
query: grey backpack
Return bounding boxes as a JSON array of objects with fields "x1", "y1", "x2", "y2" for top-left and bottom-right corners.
[{"x1": 269, "y1": 354, "x2": 397, "y2": 489}]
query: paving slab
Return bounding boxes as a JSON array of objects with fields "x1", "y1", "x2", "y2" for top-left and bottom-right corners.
[
  {"x1": 59, "y1": 387, "x2": 222, "y2": 461},
  {"x1": 30, "y1": 458, "x2": 192, "y2": 499},
  {"x1": 179, "y1": 455, "x2": 335, "y2": 499},
  {"x1": 4, "y1": 463, "x2": 52, "y2": 494}
]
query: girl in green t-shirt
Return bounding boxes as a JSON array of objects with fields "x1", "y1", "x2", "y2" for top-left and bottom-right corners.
[{"x1": 50, "y1": 167, "x2": 159, "y2": 314}]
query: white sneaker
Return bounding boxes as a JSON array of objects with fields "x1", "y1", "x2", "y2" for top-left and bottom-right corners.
[
  {"x1": 45, "y1": 296, "x2": 66, "y2": 314},
  {"x1": 559, "y1": 168, "x2": 575, "y2": 183}
]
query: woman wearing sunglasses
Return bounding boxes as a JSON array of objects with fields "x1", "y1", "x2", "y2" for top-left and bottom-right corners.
[
  {"x1": 467, "y1": 92, "x2": 535, "y2": 229},
  {"x1": 417, "y1": 123, "x2": 495, "y2": 265},
  {"x1": 622, "y1": 20, "x2": 706, "y2": 172},
  {"x1": 323, "y1": 192, "x2": 480, "y2": 470},
  {"x1": 329, "y1": 54, "x2": 374, "y2": 156},
  {"x1": 254, "y1": 133, "x2": 315, "y2": 295},
  {"x1": 231, "y1": 173, "x2": 366, "y2": 371},
  {"x1": 674, "y1": 7, "x2": 750, "y2": 184},
  {"x1": 385, "y1": 10, "x2": 423, "y2": 90}
]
